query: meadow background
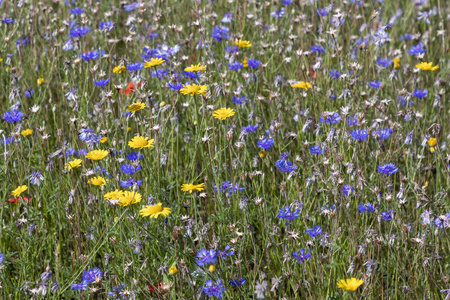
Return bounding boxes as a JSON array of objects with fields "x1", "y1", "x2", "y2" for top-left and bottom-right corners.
[{"x1": 0, "y1": 0, "x2": 449, "y2": 299}]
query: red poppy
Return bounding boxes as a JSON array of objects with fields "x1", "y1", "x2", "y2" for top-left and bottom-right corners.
[
  {"x1": 8, "y1": 197, "x2": 18, "y2": 204},
  {"x1": 148, "y1": 281, "x2": 164, "y2": 293},
  {"x1": 120, "y1": 82, "x2": 135, "y2": 95}
]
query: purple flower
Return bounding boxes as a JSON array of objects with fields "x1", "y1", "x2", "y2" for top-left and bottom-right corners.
[
  {"x1": 2, "y1": 109, "x2": 24, "y2": 123},
  {"x1": 202, "y1": 279, "x2": 225, "y2": 299},
  {"x1": 242, "y1": 124, "x2": 258, "y2": 133},
  {"x1": 311, "y1": 45, "x2": 325, "y2": 53},
  {"x1": 408, "y1": 42, "x2": 426, "y2": 55},
  {"x1": 341, "y1": 184, "x2": 354, "y2": 196},
  {"x1": 257, "y1": 138, "x2": 275, "y2": 150},
  {"x1": 71, "y1": 281, "x2": 88, "y2": 291},
  {"x1": 123, "y1": 2, "x2": 140, "y2": 11},
  {"x1": 196, "y1": 249, "x2": 217, "y2": 267},
  {"x1": 329, "y1": 69, "x2": 340, "y2": 79},
  {"x1": 126, "y1": 151, "x2": 144, "y2": 160},
  {"x1": 82, "y1": 268, "x2": 102, "y2": 284},
  {"x1": 70, "y1": 7, "x2": 84, "y2": 14},
  {"x1": 434, "y1": 213, "x2": 450, "y2": 228},
  {"x1": 94, "y1": 78, "x2": 110, "y2": 87},
  {"x1": 377, "y1": 163, "x2": 398, "y2": 175},
  {"x1": 319, "y1": 112, "x2": 341, "y2": 124},
  {"x1": 69, "y1": 26, "x2": 90, "y2": 38},
  {"x1": 212, "y1": 26, "x2": 230, "y2": 42},
  {"x1": 228, "y1": 61, "x2": 243, "y2": 71},
  {"x1": 230, "y1": 278, "x2": 246, "y2": 287},
  {"x1": 121, "y1": 164, "x2": 141, "y2": 174},
  {"x1": 99, "y1": 21, "x2": 115, "y2": 31},
  {"x1": 293, "y1": 248, "x2": 312, "y2": 263},
  {"x1": 350, "y1": 129, "x2": 368, "y2": 141},
  {"x1": 219, "y1": 246, "x2": 234, "y2": 260},
  {"x1": 358, "y1": 202, "x2": 377, "y2": 213},
  {"x1": 381, "y1": 210, "x2": 394, "y2": 221},
  {"x1": 376, "y1": 57, "x2": 392, "y2": 68},
  {"x1": 372, "y1": 128, "x2": 393, "y2": 141},
  {"x1": 80, "y1": 49, "x2": 104, "y2": 61},
  {"x1": 413, "y1": 89, "x2": 427, "y2": 99},
  {"x1": 275, "y1": 153, "x2": 297, "y2": 173},
  {"x1": 213, "y1": 181, "x2": 245, "y2": 196},
  {"x1": 127, "y1": 62, "x2": 144, "y2": 72},
  {"x1": 247, "y1": 59, "x2": 261, "y2": 68},
  {"x1": 120, "y1": 178, "x2": 143, "y2": 188},
  {"x1": 309, "y1": 145, "x2": 325, "y2": 155},
  {"x1": 232, "y1": 96, "x2": 248, "y2": 105},
  {"x1": 278, "y1": 205, "x2": 300, "y2": 220},
  {"x1": 369, "y1": 81, "x2": 383, "y2": 89},
  {"x1": 306, "y1": 225, "x2": 322, "y2": 238}
]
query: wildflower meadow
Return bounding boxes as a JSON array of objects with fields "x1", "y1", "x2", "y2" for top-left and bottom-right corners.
[{"x1": 0, "y1": 0, "x2": 449, "y2": 299}]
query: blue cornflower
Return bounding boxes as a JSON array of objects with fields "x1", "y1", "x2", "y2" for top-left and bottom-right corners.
[
  {"x1": 311, "y1": 45, "x2": 325, "y2": 53},
  {"x1": 127, "y1": 62, "x2": 144, "y2": 72},
  {"x1": 369, "y1": 81, "x2": 383, "y2": 89},
  {"x1": 277, "y1": 205, "x2": 300, "y2": 220},
  {"x1": 2, "y1": 109, "x2": 25, "y2": 123},
  {"x1": 317, "y1": 8, "x2": 329, "y2": 16},
  {"x1": 196, "y1": 249, "x2": 218, "y2": 267},
  {"x1": 16, "y1": 37, "x2": 30, "y2": 47},
  {"x1": 242, "y1": 124, "x2": 258, "y2": 133},
  {"x1": 230, "y1": 278, "x2": 246, "y2": 287},
  {"x1": 400, "y1": 33, "x2": 413, "y2": 41},
  {"x1": 319, "y1": 112, "x2": 341, "y2": 124},
  {"x1": 247, "y1": 59, "x2": 261, "y2": 68},
  {"x1": 0, "y1": 253, "x2": 4, "y2": 264},
  {"x1": 212, "y1": 26, "x2": 230, "y2": 42},
  {"x1": 293, "y1": 248, "x2": 312, "y2": 263},
  {"x1": 65, "y1": 148, "x2": 76, "y2": 157},
  {"x1": 376, "y1": 57, "x2": 392, "y2": 68},
  {"x1": 108, "y1": 284, "x2": 126, "y2": 299},
  {"x1": 123, "y1": 2, "x2": 140, "y2": 11},
  {"x1": 283, "y1": 0, "x2": 293, "y2": 4},
  {"x1": 99, "y1": 21, "x2": 116, "y2": 31},
  {"x1": 94, "y1": 78, "x2": 110, "y2": 87},
  {"x1": 1, "y1": 18, "x2": 14, "y2": 24},
  {"x1": 219, "y1": 246, "x2": 234, "y2": 260},
  {"x1": 225, "y1": 45, "x2": 239, "y2": 52},
  {"x1": 0, "y1": 137, "x2": 15, "y2": 145},
  {"x1": 232, "y1": 96, "x2": 248, "y2": 105},
  {"x1": 120, "y1": 178, "x2": 143, "y2": 188},
  {"x1": 434, "y1": 213, "x2": 450, "y2": 229},
  {"x1": 306, "y1": 225, "x2": 322, "y2": 238},
  {"x1": 381, "y1": 210, "x2": 394, "y2": 221},
  {"x1": 309, "y1": 145, "x2": 325, "y2": 155},
  {"x1": 126, "y1": 151, "x2": 144, "y2": 160},
  {"x1": 213, "y1": 181, "x2": 245, "y2": 196},
  {"x1": 62, "y1": 39, "x2": 74, "y2": 51},
  {"x1": 350, "y1": 129, "x2": 368, "y2": 141},
  {"x1": 404, "y1": 131, "x2": 414, "y2": 145},
  {"x1": 78, "y1": 128, "x2": 96, "y2": 141},
  {"x1": 71, "y1": 281, "x2": 89, "y2": 291},
  {"x1": 121, "y1": 164, "x2": 141, "y2": 174},
  {"x1": 80, "y1": 49, "x2": 104, "y2": 61},
  {"x1": 275, "y1": 153, "x2": 298, "y2": 173},
  {"x1": 168, "y1": 82, "x2": 184, "y2": 91},
  {"x1": 82, "y1": 268, "x2": 102, "y2": 284},
  {"x1": 372, "y1": 128, "x2": 393, "y2": 141},
  {"x1": 228, "y1": 61, "x2": 243, "y2": 71},
  {"x1": 257, "y1": 138, "x2": 275, "y2": 150},
  {"x1": 25, "y1": 89, "x2": 34, "y2": 98},
  {"x1": 413, "y1": 89, "x2": 427, "y2": 99},
  {"x1": 202, "y1": 279, "x2": 225, "y2": 299},
  {"x1": 358, "y1": 202, "x2": 377, "y2": 213},
  {"x1": 408, "y1": 42, "x2": 426, "y2": 55},
  {"x1": 329, "y1": 69, "x2": 340, "y2": 79},
  {"x1": 347, "y1": 115, "x2": 358, "y2": 126},
  {"x1": 183, "y1": 70, "x2": 200, "y2": 80},
  {"x1": 69, "y1": 26, "x2": 90, "y2": 38},
  {"x1": 70, "y1": 7, "x2": 84, "y2": 14},
  {"x1": 28, "y1": 171, "x2": 44, "y2": 185},
  {"x1": 270, "y1": 7, "x2": 285, "y2": 18},
  {"x1": 398, "y1": 96, "x2": 413, "y2": 106},
  {"x1": 221, "y1": 12, "x2": 233, "y2": 23},
  {"x1": 76, "y1": 149, "x2": 88, "y2": 157},
  {"x1": 341, "y1": 184, "x2": 354, "y2": 196},
  {"x1": 377, "y1": 163, "x2": 398, "y2": 175},
  {"x1": 150, "y1": 69, "x2": 169, "y2": 79},
  {"x1": 321, "y1": 204, "x2": 336, "y2": 213}
]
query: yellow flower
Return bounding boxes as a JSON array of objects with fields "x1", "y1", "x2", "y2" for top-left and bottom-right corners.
[
  {"x1": 65, "y1": 159, "x2": 82, "y2": 169},
  {"x1": 291, "y1": 81, "x2": 312, "y2": 90},
  {"x1": 184, "y1": 63, "x2": 206, "y2": 72},
  {"x1": 416, "y1": 62, "x2": 439, "y2": 71},
  {"x1": 213, "y1": 107, "x2": 235, "y2": 120},
  {"x1": 139, "y1": 202, "x2": 172, "y2": 218},
  {"x1": 104, "y1": 189, "x2": 124, "y2": 200},
  {"x1": 113, "y1": 65, "x2": 127, "y2": 73},
  {"x1": 393, "y1": 58, "x2": 400, "y2": 69},
  {"x1": 208, "y1": 265, "x2": 216, "y2": 272},
  {"x1": 337, "y1": 278, "x2": 364, "y2": 292},
  {"x1": 144, "y1": 57, "x2": 165, "y2": 68},
  {"x1": 118, "y1": 191, "x2": 142, "y2": 206},
  {"x1": 428, "y1": 137, "x2": 437, "y2": 153},
  {"x1": 0, "y1": 58, "x2": 3, "y2": 62},
  {"x1": 181, "y1": 183, "x2": 205, "y2": 193},
  {"x1": 85, "y1": 150, "x2": 109, "y2": 161},
  {"x1": 234, "y1": 40, "x2": 252, "y2": 48},
  {"x1": 127, "y1": 102, "x2": 146, "y2": 113},
  {"x1": 12, "y1": 185, "x2": 28, "y2": 197},
  {"x1": 37, "y1": 78, "x2": 45, "y2": 85},
  {"x1": 259, "y1": 150, "x2": 266, "y2": 158},
  {"x1": 168, "y1": 266, "x2": 178, "y2": 275},
  {"x1": 100, "y1": 137, "x2": 108, "y2": 143},
  {"x1": 243, "y1": 58, "x2": 248, "y2": 68},
  {"x1": 128, "y1": 136, "x2": 155, "y2": 149},
  {"x1": 88, "y1": 176, "x2": 108, "y2": 187},
  {"x1": 180, "y1": 84, "x2": 208, "y2": 96},
  {"x1": 21, "y1": 129, "x2": 33, "y2": 136},
  {"x1": 160, "y1": 101, "x2": 166, "y2": 107}
]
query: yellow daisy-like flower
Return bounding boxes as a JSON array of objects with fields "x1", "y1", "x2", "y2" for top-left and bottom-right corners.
[
  {"x1": 428, "y1": 137, "x2": 437, "y2": 153},
  {"x1": 243, "y1": 58, "x2": 248, "y2": 68},
  {"x1": 144, "y1": 57, "x2": 165, "y2": 68},
  {"x1": 104, "y1": 189, "x2": 124, "y2": 200},
  {"x1": 85, "y1": 150, "x2": 109, "y2": 161},
  {"x1": 181, "y1": 183, "x2": 205, "y2": 193},
  {"x1": 291, "y1": 81, "x2": 312, "y2": 90},
  {"x1": 393, "y1": 58, "x2": 400, "y2": 69},
  {"x1": 213, "y1": 107, "x2": 235, "y2": 120},
  {"x1": 37, "y1": 78, "x2": 45, "y2": 85},
  {"x1": 100, "y1": 137, "x2": 108, "y2": 143},
  {"x1": 127, "y1": 102, "x2": 146, "y2": 113},
  {"x1": 208, "y1": 265, "x2": 216, "y2": 272},
  {"x1": 118, "y1": 191, "x2": 142, "y2": 206},
  {"x1": 184, "y1": 63, "x2": 206, "y2": 72},
  {"x1": 337, "y1": 278, "x2": 364, "y2": 292},
  {"x1": 139, "y1": 202, "x2": 172, "y2": 218},
  {"x1": 416, "y1": 62, "x2": 439, "y2": 71},
  {"x1": 21, "y1": 129, "x2": 33, "y2": 136},
  {"x1": 168, "y1": 266, "x2": 178, "y2": 275},
  {"x1": 11, "y1": 185, "x2": 28, "y2": 197},
  {"x1": 234, "y1": 40, "x2": 252, "y2": 48},
  {"x1": 88, "y1": 176, "x2": 108, "y2": 187},
  {"x1": 128, "y1": 136, "x2": 155, "y2": 149},
  {"x1": 65, "y1": 159, "x2": 82, "y2": 170},
  {"x1": 180, "y1": 84, "x2": 208, "y2": 96},
  {"x1": 113, "y1": 65, "x2": 127, "y2": 73}
]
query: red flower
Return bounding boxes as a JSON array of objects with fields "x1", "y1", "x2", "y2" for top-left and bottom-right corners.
[
  {"x1": 120, "y1": 82, "x2": 135, "y2": 95},
  {"x1": 148, "y1": 281, "x2": 164, "y2": 293},
  {"x1": 8, "y1": 197, "x2": 18, "y2": 204}
]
